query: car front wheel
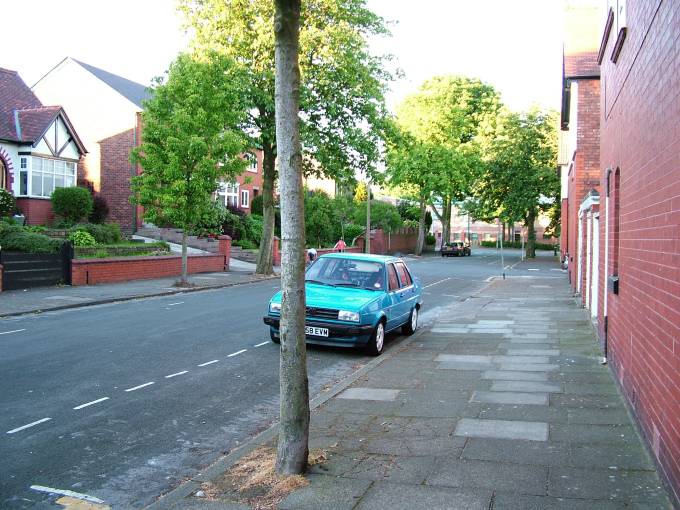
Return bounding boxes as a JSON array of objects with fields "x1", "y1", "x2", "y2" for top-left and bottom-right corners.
[
  {"x1": 366, "y1": 320, "x2": 385, "y2": 356},
  {"x1": 270, "y1": 329, "x2": 280, "y2": 344},
  {"x1": 402, "y1": 307, "x2": 418, "y2": 335}
]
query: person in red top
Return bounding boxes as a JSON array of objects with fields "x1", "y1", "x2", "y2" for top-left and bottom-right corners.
[{"x1": 334, "y1": 238, "x2": 347, "y2": 252}]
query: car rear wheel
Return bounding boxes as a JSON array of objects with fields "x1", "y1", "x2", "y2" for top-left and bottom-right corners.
[
  {"x1": 402, "y1": 307, "x2": 418, "y2": 335},
  {"x1": 365, "y1": 320, "x2": 385, "y2": 356},
  {"x1": 270, "y1": 329, "x2": 280, "y2": 344}
]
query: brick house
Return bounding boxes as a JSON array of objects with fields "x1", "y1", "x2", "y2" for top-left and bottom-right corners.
[
  {"x1": 597, "y1": 0, "x2": 680, "y2": 502},
  {"x1": 217, "y1": 149, "x2": 264, "y2": 213},
  {"x1": 558, "y1": 1, "x2": 602, "y2": 310},
  {"x1": 32, "y1": 57, "x2": 151, "y2": 233},
  {"x1": 0, "y1": 68, "x2": 86, "y2": 224},
  {"x1": 33, "y1": 58, "x2": 265, "y2": 232}
]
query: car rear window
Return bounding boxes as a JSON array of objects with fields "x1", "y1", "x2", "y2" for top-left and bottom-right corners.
[
  {"x1": 395, "y1": 262, "x2": 412, "y2": 287},
  {"x1": 387, "y1": 264, "x2": 400, "y2": 291}
]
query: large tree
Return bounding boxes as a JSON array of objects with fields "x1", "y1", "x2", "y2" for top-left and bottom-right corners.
[
  {"x1": 470, "y1": 109, "x2": 559, "y2": 257},
  {"x1": 394, "y1": 76, "x2": 501, "y2": 244},
  {"x1": 131, "y1": 53, "x2": 248, "y2": 284},
  {"x1": 273, "y1": 0, "x2": 308, "y2": 475},
  {"x1": 179, "y1": 0, "x2": 392, "y2": 274}
]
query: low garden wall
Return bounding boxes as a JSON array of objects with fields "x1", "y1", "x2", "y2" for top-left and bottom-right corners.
[
  {"x1": 356, "y1": 228, "x2": 418, "y2": 255},
  {"x1": 70, "y1": 235, "x2": 231, "y2": 286}
]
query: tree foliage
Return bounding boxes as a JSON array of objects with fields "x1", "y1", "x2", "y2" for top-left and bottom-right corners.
[
  {"x1": 389, "y1": 76, "x2": 502, "y2": 245},
  {"x1": 468, "y1": 109, "x2": 559, "y2": 257},
  {"x1": 131, "y1": 52, "x2": 248, "y2": 282},
  {"x1": 179, "y1": 0, "x2": 393, "y2": 274}
]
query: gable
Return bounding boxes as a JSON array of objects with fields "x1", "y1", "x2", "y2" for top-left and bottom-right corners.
[{"x1": 31, "y1": 113, "x2": 84, "y2": 159}]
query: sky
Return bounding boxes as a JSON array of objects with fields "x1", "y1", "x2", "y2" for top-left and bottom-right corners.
[{"x1": 1, "y1": 0, "x2": 564, "y2": 113}]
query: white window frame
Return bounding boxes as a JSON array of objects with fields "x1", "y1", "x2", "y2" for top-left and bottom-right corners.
[
  {"x1": 218, "y1": 181, "x2": 239, "y2": 208},
  {"x1": 245, "y1": 152, "x2": 258, "y2": 173},
  {"x1": 240, "y1": 189, "x2": 249, "y2": 208},
  {"x1": 18, "y1": 156, "x2": 77, "y2": 198}
]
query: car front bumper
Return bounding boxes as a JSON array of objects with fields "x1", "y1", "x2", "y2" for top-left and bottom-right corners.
[{"x1": 263, "y1": 316, "x2": 374, "y2": 347}]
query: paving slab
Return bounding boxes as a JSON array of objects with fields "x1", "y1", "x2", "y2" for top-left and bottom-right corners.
[
  {"x1": 426, "y1": 458, "x2": 547, "y2": 495},
  {"x1": 436, "y1": 361, "x2": 495, "y2": 371},
  {"x1": 499, "y1": 362, "x2": 559, "y2": 371},
  {"x1": 434, "y1": 354, "x2": 492, "y2": 363},
  {"x1": 482, "y1": 370, "x2": 549, "y2": 381},
  {"x1": 492, "y1": 492, "x2": 621, "y2": 510},
  {"x1": 355, "y1": 482, "x2": 492, "y2": 510},
  {"x1": 492, "y1": 355, "x2": 551, "y2": 364},
  {"x1": 471, "y1": 390, "x2": 549, "y2": 405},
  {"x1": 491, "y1": 380, "x2": 563, "y2": 393},
  {"x1": 454, "y1": 418, "x2": 548, "y2": 441},
  {"x1": 506, "y1": 348, "x2": 560, "y2": 356},
  {"x1": 462, "y1": 437, "x2": 571, "y2": 466},
  {"x1": 279, "y1": 474, "x2": 372, "y2": 510},
  {"x1": 337, "y1": 388, "x2": 400, "y2": 401}
]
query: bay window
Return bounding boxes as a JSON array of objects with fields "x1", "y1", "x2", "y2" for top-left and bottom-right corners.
[{"x1": 18, "y1": 156, "x2": 76, "y2": 197}]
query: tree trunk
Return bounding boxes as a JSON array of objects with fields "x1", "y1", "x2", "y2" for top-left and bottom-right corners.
[
  {"x1": 256, "y1": 144, "x2": 276, "y2": 275},
  {"x1": 526, "y1": 210, "x2": 536, "y2": 258},
  {"x1": 180, "y1": 229, "x2": 188, "y2": 285},
  {"x1": 365, "y1": 188, "x2": 371, "y2": 254},
  {"x1": 442, "y1": 196, "x2": 452, "y2": 245},
  {"x1": 416, "y1": 191, "x2": 426, "y2": 256},
  {"x1": 274, "y1": 0, "x2": 309, "y2": 476}
]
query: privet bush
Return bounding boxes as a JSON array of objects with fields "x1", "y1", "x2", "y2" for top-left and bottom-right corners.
[
  {"x1": 0, "y1": 189, "x2": 17, "y2": 217},
  {"x1": 68, "y1": 230, "x2": 97, "y2": 247},
  {"x1": 71, "y1": 223, "x2": 121, "y2": 244},
  {"x1": 51, "y1": 187, "x2": 93, "y2": 224},
  {"x1": 0, "y1": 222, "x2": 63, "y2": 253}
]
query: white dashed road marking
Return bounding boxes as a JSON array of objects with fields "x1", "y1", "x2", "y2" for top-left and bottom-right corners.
[
  {"x1": 227, "y1": 349, "x2": 247, "y2": 358},
  {"x1": 167, "y1": 302, "x2": 184, "y2": 306},
  {"x1": 424, "y1": 277, "x2": 451, "y2": 289},
  {"x1": 165, "y1": 370, "x2": 189, "y2": 378},
  {"x1": 30, "y1": 485, "x2": 105, "y2": 504},
  {"x1": 7, "y1": 417, "x2": 52, "y2": 434},
  {"x1": 73, "y1": 397, "x2": 109, "y2": 410},
  {"x1": 254, "y1": 342, "x2": 269, "y2": 347},
  {"x1": 125, "y1": 382, "x2": 155, "y2": 392},
  {"x1": 0, "y1": 329, "x2": 26, "y2": 335},
  {"x1": 528, "y1": 268, "x2": 540, "y2": 271}
]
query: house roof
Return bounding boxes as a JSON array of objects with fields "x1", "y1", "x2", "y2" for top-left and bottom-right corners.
[
  {"x1": 0, "y1": 67, "x2": 86, "y2": 153},
  {"x1": 73, "y1": 59, "x2": 151, "y2": 108},
  {"x1": 0, "y1": 67, "x2": 42, "y2": 142}
]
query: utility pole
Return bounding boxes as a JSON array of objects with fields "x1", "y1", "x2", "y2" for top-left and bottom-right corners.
[
  {"x1": 499, "y1": 219, "x2": 506, "y2": 279},
  {"x1": 365, "y1": 179, "x2": 371, "y2": 254}
]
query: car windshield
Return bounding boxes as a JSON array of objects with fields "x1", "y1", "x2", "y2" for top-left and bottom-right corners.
[{"x1": 306, "y1": 257, "x2": 385, "y2": 290}]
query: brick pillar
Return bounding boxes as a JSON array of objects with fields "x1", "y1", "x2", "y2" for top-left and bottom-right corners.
[
  {"x1": 218, "y1": 235, "x2": 231, "y2": 271},
  {"x1": 272, "y1": 236, "x2": 281, "y2": 266}
]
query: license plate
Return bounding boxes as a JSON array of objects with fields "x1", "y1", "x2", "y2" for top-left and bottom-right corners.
[{"x1": 305, "y1": 326, "x2": 329, "y2": 337}]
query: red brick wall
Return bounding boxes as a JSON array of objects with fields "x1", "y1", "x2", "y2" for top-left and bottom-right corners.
[
  {"x1": 560, "y1": 198, "x2": 568, "y2": 258},
  {"x1": 72, "y1": 253, "x2": 226, "y2": 285},
  {"x1": 566, "y1": 78, "x2": 601, "y2": 292},
  {"x1": 15, "y1": 197, "x2": 54, "y2": 225},
  {"x1": 599, "y1": 0, "x2": 680, "y2": 502},
  {"x1": 356, "y1": 228, "x2": 418, "y2": 255},
  {"x1": 99, "y1": 128, "x2": 136, "y2": 233},
  {"x1": 71, "y1": 236, "x2": 231, "y2": 285}
]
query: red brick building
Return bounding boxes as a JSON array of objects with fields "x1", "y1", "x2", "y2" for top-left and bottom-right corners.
[
  {"x1": 33, "y1": 58, "x2": 264, "y2": 232},
  {"x1": 597, "y1": 0, "x2": 680, "y2": 502},
  {"x1": 0, "y1": 68, "x2": 86, "y2": 224},
  {"x1": 558, "y1": 2, "x2": 602, "y2": 305}
]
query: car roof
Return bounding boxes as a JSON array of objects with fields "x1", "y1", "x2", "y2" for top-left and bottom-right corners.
[{"x1": 319, "y1": 252, "x2": 401, "y2": 264}]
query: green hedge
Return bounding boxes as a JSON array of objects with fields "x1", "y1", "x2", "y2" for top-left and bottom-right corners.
[
  {"x1": 0, "y1": 222, "x2": 64, "y2": 253},
  {"x1": 480, "y1": 240, "x2": 557, "y2": 251},
  {"x1": 70, "y1": 223, "x2": 122, "y2": 244},
  {"x1": 51, "y1": 187, "x2": 93, "y2": 224}
]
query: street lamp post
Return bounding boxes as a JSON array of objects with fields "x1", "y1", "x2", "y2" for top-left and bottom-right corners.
[{"x1": 365, "y1": 179, "x2": 371, "y2": 254}]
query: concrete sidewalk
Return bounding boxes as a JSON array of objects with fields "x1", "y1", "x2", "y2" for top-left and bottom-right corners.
[
  {"x1": 0, "y1": 266, "x2": 277, "y2": 318},
  {"x1": 156, "y1": 274, "x2": 674, "y2": 509}
]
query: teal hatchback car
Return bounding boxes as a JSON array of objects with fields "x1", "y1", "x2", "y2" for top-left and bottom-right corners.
[{"x1": 263, "y1": 253, "x2": 423, "y2": 355}]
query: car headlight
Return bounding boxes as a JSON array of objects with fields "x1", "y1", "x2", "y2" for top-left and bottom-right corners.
[
  {"x1": 269, "y1": 302, "x2": 281, "y2": 313},
  {"x1": 338, "y1": 310, "x2": 360, "y2": 322}
]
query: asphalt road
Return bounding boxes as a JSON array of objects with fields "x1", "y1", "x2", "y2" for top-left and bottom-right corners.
[{"x1": 0, "y1": 248, "x2": 560, "y2": 508}]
